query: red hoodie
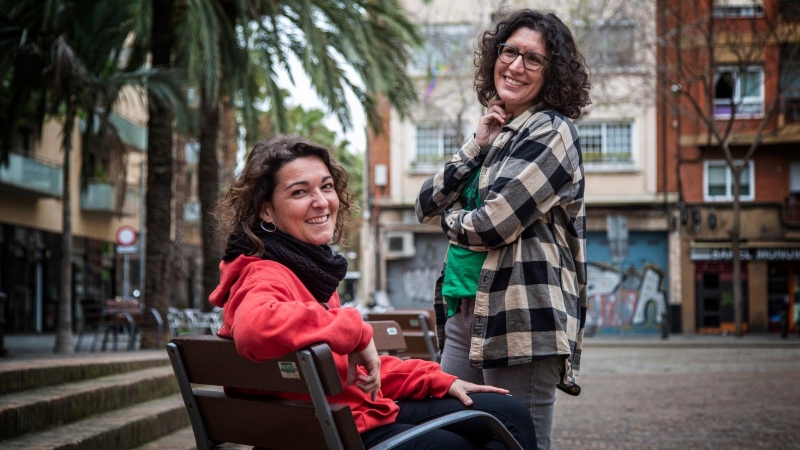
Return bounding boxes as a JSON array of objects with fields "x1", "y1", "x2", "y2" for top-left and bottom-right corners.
[{"x1": 209, "y1": 255, "x2": 457, "y2": 434}]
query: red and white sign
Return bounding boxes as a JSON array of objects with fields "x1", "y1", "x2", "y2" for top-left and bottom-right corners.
[{"x1": 116, "y1": 226, "x2": 138, "y2": 246}]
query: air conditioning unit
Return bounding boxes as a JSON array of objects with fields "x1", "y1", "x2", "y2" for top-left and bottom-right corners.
[{"x1": 385, "y1": 231, "x2": 415, "y2": 258}]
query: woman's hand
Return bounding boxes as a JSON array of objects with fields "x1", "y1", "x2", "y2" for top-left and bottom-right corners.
[
  {"x1": 347, "y1": 338, "x2": 381, "y2": 401},
  {"x1": 475, "y1": 99, "x2": 511, "y2": 148},
  {"x1": 447, "y1": 379, "x2": 510, "y2": 406}
]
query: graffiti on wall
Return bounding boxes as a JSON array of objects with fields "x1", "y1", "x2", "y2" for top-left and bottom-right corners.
[
  {"x1": 586, "y1": 262, "x2": 667, "y2": 333},
  {"x1": 401, "y1": 266, "x2": 441, "y2": 304}
]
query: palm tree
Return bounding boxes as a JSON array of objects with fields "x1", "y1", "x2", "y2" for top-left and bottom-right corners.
[
  {"x1": 0, "y1": 0, "x2": 186, "y2": 353},
  {"x1": 125, "y1": 0, "x2": 421, "y2": 345},
  {"x1": 193, "y1": 0, "x2": 422, "y2": 312}
]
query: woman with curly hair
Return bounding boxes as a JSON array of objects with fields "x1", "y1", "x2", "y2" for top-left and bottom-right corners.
[
  {"x1": 416, "y1": 10, "x2": 591, "y2": 450},
  {"x1": 210, "y1": 135, "x2": 538, "y2": 449}
]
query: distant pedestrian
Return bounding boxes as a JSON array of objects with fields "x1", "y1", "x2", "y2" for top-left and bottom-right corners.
[{"x1": 416, "y1": 9, "x2": 591, "y2": 450}]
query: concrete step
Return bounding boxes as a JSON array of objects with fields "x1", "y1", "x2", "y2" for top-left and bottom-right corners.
[
  {"x1": 134, "y1": 426, "x2": 195, "y2": 450},
  {"x1": 0, "y1": 366, "x2": 178, "y2": 440},
  {"x1": 0, "y1": 350, "x2": 169, "y2": 395},
  {"x1": 133, "y1": 426, "x2": 251, "y2": 450},
  {"x1": 0, "y1": 394, "x2": 189, "y2": 449}
]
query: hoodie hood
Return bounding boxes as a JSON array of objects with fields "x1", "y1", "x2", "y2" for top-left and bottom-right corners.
[{"x1": 209, "y1": 255, "x2": 263, "y2": 308}]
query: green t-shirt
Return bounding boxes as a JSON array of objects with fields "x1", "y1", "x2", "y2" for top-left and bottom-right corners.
[{"x1": 442, "y1": 169, "x2": 488, "y2": 317}]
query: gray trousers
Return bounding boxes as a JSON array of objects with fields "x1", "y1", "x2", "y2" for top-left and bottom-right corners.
[{"x1": 439, "y1": 300, "x2": 561, "y2": 450}]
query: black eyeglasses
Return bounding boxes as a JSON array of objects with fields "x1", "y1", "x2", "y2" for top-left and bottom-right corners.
[{"x1": 496, "y1": 43, "x2": 548, "y2": 71}]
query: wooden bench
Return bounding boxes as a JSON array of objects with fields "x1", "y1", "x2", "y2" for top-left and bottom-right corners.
[
  {"x1": 167, "y1": 335, "x2": 524, "y2": 450},
  {"x1": 367, "y1": 320, "x2": 407, "y2": 357},
  {"x1": 366, "y1": 310, "x2": 439, "y2": 362}
]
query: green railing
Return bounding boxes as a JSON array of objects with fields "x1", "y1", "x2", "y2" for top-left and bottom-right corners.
[
  {"x1": 583, "y1": 151, "x2": 633, "y2": 164},
  {"x1": 80, "y1": 180, "x2": 138, "y2": 215},
  {"x1": 109, "y1": 113, "x2": 147, "y2": 151},
  {"x1": 0, "y1": 151, "x2": 63, "y2": 197}
]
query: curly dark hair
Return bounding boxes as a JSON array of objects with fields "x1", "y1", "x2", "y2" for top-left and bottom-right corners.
[
  {"x1": 214, "y1": 135, "x2": 354, "y2": 255},
  {"x1": 475, "y1": 9, "x2": 591, "y2": 119}
]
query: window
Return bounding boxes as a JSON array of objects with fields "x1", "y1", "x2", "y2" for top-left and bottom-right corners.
[
  {"x1": 713, "y1": 0, "x2": 764, "y2": 17},
  {"x1": 413, "y1": 123, "x2": 463, "y2": 170},
  {"x1": 574, "y1": 21, "x2": 636, "y2": 70},
  {"x1": 714, "y1": 67, "x2": 763, "y2": 117},
  {"x1": 409, "y1": 24, "x2": 473, "y2": 76},
  {"x1": 704, "y1": 160, "x2": 754, "y2": 201},
  {"x1": 780, "y1": 46, "x2": 800, "y2": 122},
  {"x1": 576, "y1": 121, "x2": 634, "y2": 166}
]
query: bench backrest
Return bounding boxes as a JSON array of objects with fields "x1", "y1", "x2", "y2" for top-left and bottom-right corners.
[
  {"x1": 366, "y1": 311, "x2": 439, "y2": 362},
  {"x1": 167, "y1": 335, "x2": 364, "y2": 450}
]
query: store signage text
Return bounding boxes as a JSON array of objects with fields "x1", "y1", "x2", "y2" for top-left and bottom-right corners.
[{"x1": 691, "y1": 247, "x2": 800, "y2": 261}]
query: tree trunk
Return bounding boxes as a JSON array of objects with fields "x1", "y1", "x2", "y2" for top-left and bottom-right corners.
[
  {"x1": 141, "y1": 0, "x2": 175, "y2": 349},
  {"x1": 219, "y1": 98, "x2": 237, "y2": 188},
  {"x1": 54, "y1": 117, "x2": 75, "y2": 354},
  {"x1": 173, "y1": 134, "x2": 189, "y2": 309},
  {"x1": 199, "y1": 88, "x2": 221, "y2": 312},
  {"x1": 732, "y1": 163, "x2": 744, "y2": 338}
]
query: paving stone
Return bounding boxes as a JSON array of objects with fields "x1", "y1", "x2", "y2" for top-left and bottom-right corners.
[{"x1": 553, "y1": 346, "x2": 800, "y2": 449}]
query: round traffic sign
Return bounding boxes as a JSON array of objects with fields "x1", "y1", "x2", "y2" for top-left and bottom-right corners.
[{"x1": 116, "y1": 226, "x2": 138, "y2": 246}]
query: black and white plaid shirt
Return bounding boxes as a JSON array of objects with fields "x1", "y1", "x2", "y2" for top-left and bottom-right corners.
[{"x1": 416, "y1": 105, "x2": 587, "y2": 386}]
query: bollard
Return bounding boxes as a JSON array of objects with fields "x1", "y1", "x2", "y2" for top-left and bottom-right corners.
[
  {"x1": 780, "y1": 309, "x2": 789, "y2": 340},
  {"x1": 660, "y1": 311, "x2": 670, "y2": 340},
  {"x1": 0, "y1": 291, "x2": 7, "y2": 357}
]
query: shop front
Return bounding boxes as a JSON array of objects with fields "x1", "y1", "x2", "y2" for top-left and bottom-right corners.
[
  {"x1": 691, "y1": 244, "x2": 800, "y2": 333},
  {"x1": 0, "y1": 223, "x2": 117, "y2": 334}
]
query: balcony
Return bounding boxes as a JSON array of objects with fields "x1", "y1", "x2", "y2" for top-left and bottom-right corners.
[
  {"x1": 80, "y1": 181, "x2": 137, "y2": 215},
  {"x1": 0, "y1": 150, "x2": 63, "y2": 198},
  {"x1": 109, "y1": 113, "x2": 147, "y2": 151}
]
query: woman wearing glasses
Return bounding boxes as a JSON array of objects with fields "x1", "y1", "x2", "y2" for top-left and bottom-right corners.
[{"x1": 416, "y1": 9, "x2": 591, "y2": 450}]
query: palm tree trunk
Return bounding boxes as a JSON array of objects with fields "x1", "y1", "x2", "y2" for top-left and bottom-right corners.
[
  {"x1": 54, "y1": 115, "x2": 75, "y2": 354},
  {"x1": 199, "y1": 88, "x2": 221, "y2": 311},
  {"x1": 173, "y1": 134, "x2": 189, "y2": 309},
  {"x1": 141, "y1": 0, "x2": 175, "y2": 349}
]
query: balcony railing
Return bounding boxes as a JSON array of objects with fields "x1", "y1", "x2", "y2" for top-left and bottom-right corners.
[
  {"x1": 80, "y1": 180, "x2": 137, "y2": 215},
  {"x1": 109, "y1": 113, "x2": 147, "y2": 151},
  {"x1": 0, "y1": 150, "x2": 63, "y2": 198}
]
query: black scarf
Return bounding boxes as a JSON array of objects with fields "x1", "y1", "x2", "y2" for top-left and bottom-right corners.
[{"x1": 222, "y1": 228, "x2": 348, "y2": 304}]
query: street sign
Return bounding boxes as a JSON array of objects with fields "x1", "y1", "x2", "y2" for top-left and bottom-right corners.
[
  {"x1": 607, "y1": 215, "x2": 629, "y2": 262},
  {"x1": 117, "y1": 245, "x2": 138, "y2": 254},
  {"x1": 116, "y1": 226, "x2": 138, "y2": 246}
]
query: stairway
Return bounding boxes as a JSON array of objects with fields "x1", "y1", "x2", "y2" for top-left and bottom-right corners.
[{"x1": 0, "y1": 350, "x2": 198, "y2": 449}]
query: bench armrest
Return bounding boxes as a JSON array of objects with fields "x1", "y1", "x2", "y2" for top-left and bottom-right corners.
[{"x1": 367, "y1": 410, "x2": 523, "y2": 450}]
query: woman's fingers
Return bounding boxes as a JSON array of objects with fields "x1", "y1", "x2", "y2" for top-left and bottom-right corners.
[
  {"x1": 447, "y1": 380, "x2": 510, "y2": 406},
  {"x1": 468, "y1": 384, "x2": 509, "y2": 395}
]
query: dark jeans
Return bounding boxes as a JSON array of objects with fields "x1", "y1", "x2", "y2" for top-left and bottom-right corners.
[{"x1": 360, "y1": 393, "x2": 537, "y2": 450}]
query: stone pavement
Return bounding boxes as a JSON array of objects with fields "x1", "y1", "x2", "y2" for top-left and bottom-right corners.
[{"x1": 552, "y1": 341, "x2": 800, "y2": 449}]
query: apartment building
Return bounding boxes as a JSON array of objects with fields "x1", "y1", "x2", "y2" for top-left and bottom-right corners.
[
  {"x1": 363, "y1": 0, "x2": 670, "y2": 334},
  {"x1": 0, "y1": 108, "x2": 146, "y2": 334},
  {"x1": 0, "y1": 97, "x2": 204, "y2": 334},
  {"x1": 657, "y1": 0, "x2": 800, "y2": 334}
]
